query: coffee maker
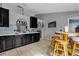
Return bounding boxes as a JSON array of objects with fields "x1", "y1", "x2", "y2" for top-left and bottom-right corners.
[{"x1": 16, "y1": 18, "x2": 27, "y2": 33}]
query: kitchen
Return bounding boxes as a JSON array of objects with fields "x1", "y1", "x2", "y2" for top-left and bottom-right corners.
[
  {"x1": 0, "y1": 3, "x2": 42, "y2": 55},
  {"x1": 0, "y1": 3, "x2": 79, "y2": 56}
]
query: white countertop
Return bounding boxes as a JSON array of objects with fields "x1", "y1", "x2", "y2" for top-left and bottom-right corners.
[{"x1": 0, "y1": 32, "x2": 40, "y2": 36}]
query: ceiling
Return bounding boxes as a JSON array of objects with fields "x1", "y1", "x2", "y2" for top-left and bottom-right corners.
[{"x1": 12, "y1": 3, "x2": 79, "y2": 14}]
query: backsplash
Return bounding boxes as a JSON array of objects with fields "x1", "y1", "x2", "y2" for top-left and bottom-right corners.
[
  {"x1": 0, "y1": 24, "x2": 17, "y2": 34},
  {"x1": 0, "y1": 24, "x2": 38, "y2": 34}
]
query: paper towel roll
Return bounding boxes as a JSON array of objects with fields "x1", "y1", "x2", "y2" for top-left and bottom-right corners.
[{"x1": 65, "y1": 26, "x2": 68, "y2": 32}]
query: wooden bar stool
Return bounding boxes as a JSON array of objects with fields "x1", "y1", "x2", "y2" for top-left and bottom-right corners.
[
  {"x1": 72, "y1": 41, "x2": 76, "y2": 56},
  {"x1": 53, "y1": 39, "x2": 68, "y2": 56},
  {"x1": 49, "y1": 36, "x2": 60, "y2": 55},
  {"x1": 50, "y1": 36, "x2": 60, "y2": 48},
  {"x1": 70, "y1": 37, "x2": 79, "y2": 56}
]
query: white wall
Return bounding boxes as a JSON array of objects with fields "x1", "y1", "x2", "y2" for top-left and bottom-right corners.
[
  {"x1": 9, "y1": 12, "x2": 30, "y2": 26},
  {"x1": 36, "y1": 11, "x2": 79, "y2": 39}
]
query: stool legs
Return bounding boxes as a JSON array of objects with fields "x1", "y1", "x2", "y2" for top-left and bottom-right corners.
[
  {"x1": 53, "y1": 42, "x2": 58, "y2": 56},
  {"x1": 53, "y1": 41, "x2": 68, "y2": 56},
  {"x1": 72, "y1": 41, "x2": 76, "y2": 56},
  {"x1": 63, "y1": 44, "x2": 68, "y2": 56}
]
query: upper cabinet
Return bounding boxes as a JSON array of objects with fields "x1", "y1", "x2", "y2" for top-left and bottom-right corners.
[
  {"x1": 30, "y1": 16, "x2": 37, "y2": 28},
  {"x1": 0, "y1": 8, "x2": 9, "y2": 27}
]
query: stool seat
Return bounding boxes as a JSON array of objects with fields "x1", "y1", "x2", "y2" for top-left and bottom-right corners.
[{"x1": 55, "y1": 39, "x2": 67, "y2": 45}]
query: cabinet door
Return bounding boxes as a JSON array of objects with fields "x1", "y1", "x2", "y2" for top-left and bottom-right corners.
[
  {"x1": 22, "y1": 35, "x2": 28, "y2": 45},
  {"x1": 15, "y1": 35, "x2": 22, "y2": 47},
  {"x1": 5, "y1": 36, "x2": 13, "y2": 50},
  {"x1": 27, "y1": 34, "x2": 33, "y2": 44},
  {"x1": 0, "y1": 38, "x2": 5, "y2": 52},
  {"x1": 32, "y1": 33, "x2": 40, "y2": 42},
  {"x1": 0, "y1": 8, "x2": 3, "y2": 26},
  {"x1": 30, "y1": 17, "x2": 37, "y2": 28},
  {"x1": 2, "y1": 8, "x2": 9, "y2": 27},
  {"x1": 0, "y1": 8, "x2": 9, "y2": 27},
  {"x1": 22, "y1": 34, "x2": 32, "y2": 45}
]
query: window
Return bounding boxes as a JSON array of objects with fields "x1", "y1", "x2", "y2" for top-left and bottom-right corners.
[{"x1": 48, "y1": 21, "x2": 56, "y2": 28}]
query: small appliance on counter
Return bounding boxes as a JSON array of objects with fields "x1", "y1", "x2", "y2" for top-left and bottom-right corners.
[
  {"x1": 16, "y1": 18, "x2": 27, "y2": 33},
  {"x1": 65, "y1": 26, "x2": 69, "y2": 32}
]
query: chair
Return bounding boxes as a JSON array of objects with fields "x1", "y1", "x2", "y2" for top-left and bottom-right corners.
[
  {"x1": 53, "y1": 32, "x2": 72, "y2": 56},
  {"x1": 49, "y1": 36, "x2": 60, "y2": 55},
  {"x1": 50, "y1": 36, "x2": 60, "y2": 48},
  {"x1": 53, "y1": 38, "x2": 68, "y2": 56},
  {"x1": 70, "y1": 37, "x2": 79, "y2": 56}
]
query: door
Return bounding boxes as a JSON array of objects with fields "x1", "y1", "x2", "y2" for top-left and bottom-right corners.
[
  {"x1": 2, "y1": 8, "x2": 9, "y2": 27},
  {"x1": 0, "y1": 8, "x2": 3, "y2": 26},
  {"x1": 0, "y1": 37, "x2": 5, "y2": 52},
  {"x1": 27, "y1": 34, "x2": 33, "y2": 44},
  {"x1": 22, "y1": 34, "x2": 33, "y2": 45},
  {"x1": 5, "y1": 36, "x2": 13, "y2": 50},
  {"x1": 15, "y1": 35, "x2": 22, "y2": 47},
  {"x1": 32, "y1": 33, "x2": 40, "y2": 42},
  {"x1": 30, "y1": 16, "x2": 37, "y2": 28},
  {"x1": 21, "y1": 35, "x2": 28, "y2": 45}
]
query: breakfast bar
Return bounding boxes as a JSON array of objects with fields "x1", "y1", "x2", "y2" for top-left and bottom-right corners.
[{"x1": 55, "y1": 31, "x2": 79, "y2": 55}]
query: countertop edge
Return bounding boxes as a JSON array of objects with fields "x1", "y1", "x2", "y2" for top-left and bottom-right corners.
[{"x1": 0, "y1": 32, "x2": 40, "y2": 36}]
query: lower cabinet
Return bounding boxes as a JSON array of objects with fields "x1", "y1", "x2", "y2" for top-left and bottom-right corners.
[
  {"x1": 32, "y1": 33, "x2": 40, "y2": 42},
  {"x1": 22, "y1": 35, "x2": 30, "y2": 45},
  {"x1": 14, "y1": 35, "x2": 22, "y2": 47},
  {"x1": 0, "y1": 36, "x2": 14, "y2": 52},
  {"x1": 22, "y1": 33, "x2": 40, "y2": 45},
  {"x1": 27, "y1": 34, "x2": 34, "y2": 44},
  {"x1": 0, "y1": 38, "x2": 5, "y2": 52},
  {"x1": 0, "y1": 33, "x2": 40, "y2": 52},
  {"x1": 5, "y1": 36, "x2": 14, "y2": 50}
]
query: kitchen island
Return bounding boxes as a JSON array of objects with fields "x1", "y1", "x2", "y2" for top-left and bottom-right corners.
[{"x1": 0, "y1": 32, "x2": 40, "y2": 52}]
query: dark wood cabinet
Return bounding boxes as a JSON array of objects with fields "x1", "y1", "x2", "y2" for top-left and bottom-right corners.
[
  {"x1": 0, "y1": 36, "x2": 13, "y2": 52},
  {"x1": 5, "y1": 36, "x2": 13, "y2": 50},
  {"x1": 0, "y1": 38, "x2": 5, "y2": 52},
  {"x1": 21, "y1": 33, "x2": 40, "y2": 46},
  {"x1": 30, "y1": 16, "x2": 37, "y2": 28},
  {"x1": 0, "y1": 8, "x2": 9, "y2": 27},
  {"x1": 0, "y1": 33, "x2": 40, "y2": 52},
  {"x1": 27, "y1": 34, "x2": 34, "y2": 43},
  {"x1": 15, "y1": 35, "x2": 22, "y2": 47},
  {"x1": 22, "y1": 35, "x2": 30, "y2": 45},
  {"x1": 32, "y1": 33, "x2": 40, "y2": 42}
]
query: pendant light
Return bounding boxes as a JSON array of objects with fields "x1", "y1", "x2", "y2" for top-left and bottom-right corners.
[{"x1": 17, "y1": 5, "x2": 24, "y2": 15}]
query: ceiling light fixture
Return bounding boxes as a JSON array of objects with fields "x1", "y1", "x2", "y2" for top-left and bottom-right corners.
[{"x1": 17, "y1": 5, "x2": 24, "y2": 15}]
